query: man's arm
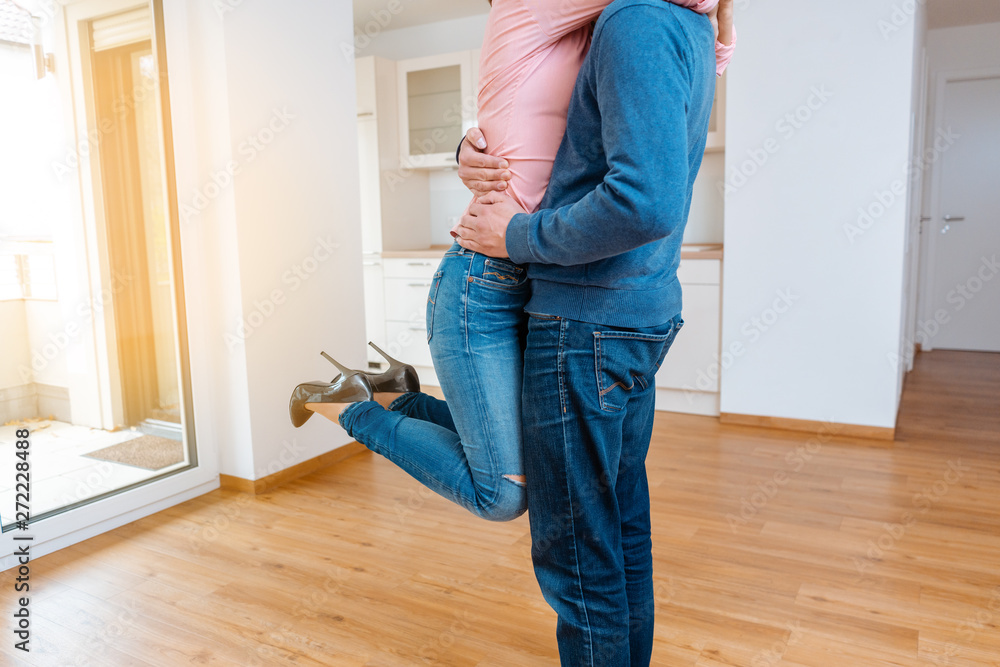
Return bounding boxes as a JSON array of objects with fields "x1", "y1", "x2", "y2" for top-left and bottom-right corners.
[{"x1": 503, "y1": 8, "x2": 701, "y2": 267}]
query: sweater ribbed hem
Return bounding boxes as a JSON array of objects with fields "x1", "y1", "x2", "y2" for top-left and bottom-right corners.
[{"x1": 525, "y1": 278, "x2": 683, "y2": 328}]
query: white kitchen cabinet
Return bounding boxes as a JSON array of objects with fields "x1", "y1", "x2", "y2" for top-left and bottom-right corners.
[
  {"x1": 385, "y1": 321, "x2": 434, "y2": 369},
  {"x1": 396, "y1": 51, "x2": 478, "y2": 169},
  {"x1": 362, "y1": 255, "x2": 387, "y2": 366},
  {"x1": 656, "y1": 258, "x2": 722, "y2": 415},
  {"x1": 380, "y1": 257, "x2": 440, "y2": 381}
]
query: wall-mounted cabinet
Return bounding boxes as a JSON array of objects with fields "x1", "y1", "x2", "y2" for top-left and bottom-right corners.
[
  {"x1": 355, "y1": 56, "x2": 431, "y2": 254},
  {"x1": 396, "y1": 51, "x2": 479, "y2": 169}
]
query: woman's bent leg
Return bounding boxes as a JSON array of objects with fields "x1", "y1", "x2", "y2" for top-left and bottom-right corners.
[
  {"x1": 387, "y1": 392, "x2": 457, "y2": 434},
  {"x1": 340, "y1": 245, "x2": 529, "y2": 521}
]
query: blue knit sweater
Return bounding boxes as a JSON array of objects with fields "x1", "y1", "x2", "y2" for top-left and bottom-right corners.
[{"x1": 504, "y1": 0, "x2": 717, "y2": 328}]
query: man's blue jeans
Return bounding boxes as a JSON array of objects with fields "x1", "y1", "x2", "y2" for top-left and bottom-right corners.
[
  {"x1": 522, "y1": 311, "x2": 683, "y2": 666},
  {"x1": 339, "y1": 244, "x2": 529, "y2": 522}
]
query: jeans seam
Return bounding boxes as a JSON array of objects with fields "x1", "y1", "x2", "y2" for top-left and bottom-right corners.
[
  {"x1": 461, "y1": 252, "x2": 503, "y2": 508},
  {"x1": 557, "y1": 319, "x2": 594, "y2": 663},
  {"x1": 467, "y1": 275, "x2": 528, "y2": 292}
]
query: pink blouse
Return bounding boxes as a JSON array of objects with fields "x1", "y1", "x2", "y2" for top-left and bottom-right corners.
[{"x1": 474, "y1": 0, "x2": 735, "y2": 215}]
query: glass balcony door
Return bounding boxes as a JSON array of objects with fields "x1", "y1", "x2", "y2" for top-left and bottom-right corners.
[{"x1": 0, "y1": 0, "x2": 214, "y2": 568}]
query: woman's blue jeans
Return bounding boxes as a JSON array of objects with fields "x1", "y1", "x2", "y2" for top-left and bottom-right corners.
[{"x1": 339, "y1": 244, "x2": 529, "y2": 522}]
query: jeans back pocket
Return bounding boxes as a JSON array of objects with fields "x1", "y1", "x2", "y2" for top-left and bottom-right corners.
[
  {"x1": 474, "y1": 257, "x2": 526, "y2": 290},
  {"x1": 594, "y1": 321, "x2": 683, "y2": 412}
]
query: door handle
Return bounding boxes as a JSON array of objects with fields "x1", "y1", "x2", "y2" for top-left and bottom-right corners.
[{"x1": 943, "y1": 215, "x2": 965, "y2": 222}]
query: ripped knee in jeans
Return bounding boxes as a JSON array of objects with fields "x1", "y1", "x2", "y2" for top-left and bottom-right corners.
[{"x1": 503, "y1": 474, "x2": 527, "y2": 487}]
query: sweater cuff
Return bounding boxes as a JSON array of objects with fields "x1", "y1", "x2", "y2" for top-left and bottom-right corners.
[{"x1": 505, "y1": 212, "x2": 534, "y2": 264}]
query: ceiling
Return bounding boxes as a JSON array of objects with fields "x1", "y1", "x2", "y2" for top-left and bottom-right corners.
[
  {"x1": 351, "y1": 0, "x2": 489, "y2": 35},
  {"x1": 349, "y1": 0, "x2": 1000, "y2": 39},
  {"x1": 926, "y1": 0, "x2": 1000, "y2": 29}
]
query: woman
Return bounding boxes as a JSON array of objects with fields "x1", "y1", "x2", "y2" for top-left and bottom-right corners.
[{"x1": 290, "y1": 0, "x2": 735, "y2": 521}]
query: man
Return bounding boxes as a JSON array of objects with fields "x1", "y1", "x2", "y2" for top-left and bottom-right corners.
[{"x1": 454, "y1": 0, "x2": 722, "y2": 664}]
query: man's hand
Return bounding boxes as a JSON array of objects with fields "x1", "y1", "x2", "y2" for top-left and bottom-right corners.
[
  {"x1": 454, "y1": 191, "x2": 527, "y2": 259},
  {"x1": 458, "y1": 127, "x2": 512, "y2": 197}
]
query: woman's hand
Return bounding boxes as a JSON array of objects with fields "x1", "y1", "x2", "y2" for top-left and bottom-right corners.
[
  {"x1": 458, "y1": 127, "x2": 512, "y2": 197},
  {"x1": 712, "y1": 0, "x2": 734, "y2": 46}
]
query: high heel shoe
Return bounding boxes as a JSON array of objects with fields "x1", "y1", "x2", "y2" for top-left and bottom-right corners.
[
  {"x1": 320, "y1": 344, "x2": 420, "y2": 394},
  {"x1": 288, "y1": 365, "x2": 374, "y2": 428},
  {"x1": 365, "y1": 342, "x2": 420, "y2": 394}
]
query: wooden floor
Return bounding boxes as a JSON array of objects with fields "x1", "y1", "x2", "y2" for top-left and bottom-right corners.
[{"x1": 3, "y1": 350, "x2": 999, "y2": 666}]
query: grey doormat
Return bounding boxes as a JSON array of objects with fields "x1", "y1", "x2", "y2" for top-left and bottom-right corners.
[{"x1": 84, "y1": 435, "x2": 185, "y2": 471}]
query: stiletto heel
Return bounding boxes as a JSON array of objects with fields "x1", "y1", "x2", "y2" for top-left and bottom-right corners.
[
  {"x1": 320, "y1": 351, "x2": 355, "y2": 378},
  {"x1": 366, "y1": 341, "x2": 420, "y2": 394},
  {"x1": 368, "y1": 342, "x2": 403, "y2": 368},
  {"x1": 288, "y1": 372, "x2": 373, "y2": 428}
]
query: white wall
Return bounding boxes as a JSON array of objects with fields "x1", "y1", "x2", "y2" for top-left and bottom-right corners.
[
  {"x1": 0, "y1": 301, "x2": 30, "y2": 390},
  {"x1": 0, "y1": 33, "x2": 74, "y2": 403},
  {"x1": 358, "y1": 14, "x2": 489, "y2": 61},
  {"x1": 24, "y1": 300, "x2": 68, "y2": 387},
  {"x1": 166, "y1": 0, "x2": 366, "y2": 481},
  {"x1": 720, "y1": 0, "x2": 920, "y2": 429}
]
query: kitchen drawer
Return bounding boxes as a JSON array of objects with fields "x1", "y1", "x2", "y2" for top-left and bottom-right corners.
[
  {"x1": 676, "y1": 258, "x2": 721, "y2": 286},
  {"x1": 383, "y1": 257, "x2": 440, "y2": 280},
  {"x1": 384, "y1": 277, "x2": 434, "y2": 325},
  {"x1": 385, "y1": 320, "x2": 433, "y2": 368}
]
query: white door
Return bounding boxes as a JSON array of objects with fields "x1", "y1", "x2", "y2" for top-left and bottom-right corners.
[
  {"x1": 900, "y1": 49, "x2": 929, "y2": 374},
  {"x1": 925, "y1": 76, "x2": 1000, "y2": 352}
]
